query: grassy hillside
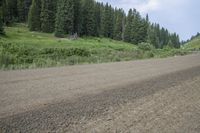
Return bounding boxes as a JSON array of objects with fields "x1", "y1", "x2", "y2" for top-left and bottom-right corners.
[
  {"x1": 0, "y1": 24, "x2": 189, "y2": 70},
  {"x1": 183, "y1": 36, "x2": 200, "y2": 50}
]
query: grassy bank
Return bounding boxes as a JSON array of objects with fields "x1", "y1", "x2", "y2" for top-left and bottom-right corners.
[
  {"x1": 0, "y1": 24, "x2": 189, "y2": 70},
  {"x1": 183, "y1": 36, "x2": 200, "y2": 51}
]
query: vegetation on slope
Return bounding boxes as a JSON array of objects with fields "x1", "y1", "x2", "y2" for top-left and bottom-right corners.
[
  {"x1": 0, "y1": 24, "x2": 188, "y2": 70},
  {"x1": 183, "y1": 36, "x2": 200, "y2": 51}
]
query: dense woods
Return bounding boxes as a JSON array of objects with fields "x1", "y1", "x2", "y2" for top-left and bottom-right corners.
[
  {"x1": 0, "y1": 0, "x2": 180, "y2": 48},
  {"x1": 0, "y1": 0, "x2": 4, "y2": 34}
]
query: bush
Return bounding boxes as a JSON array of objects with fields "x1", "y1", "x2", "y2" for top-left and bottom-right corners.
[
  {"x1": 138, "y1": 42, "x2": 154, "y2": 51},
  {"x1": 0, "y1": 52, "x2": 14, "y2": 67},
  {"x1": 0, "y1": 41, "x2": 93, "y2": 69},
  {"x1": 40, "y1": 47, "x2": 91, "y2": 57}
]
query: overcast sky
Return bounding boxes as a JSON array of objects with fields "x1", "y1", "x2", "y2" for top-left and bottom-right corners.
[{"x1": 96, "y1": 0, "x2": 200, "y2": 41}]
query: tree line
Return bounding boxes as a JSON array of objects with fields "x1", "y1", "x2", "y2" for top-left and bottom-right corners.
[{"x1": 0, "y1": 0, "x2": 180, "y2": 48}]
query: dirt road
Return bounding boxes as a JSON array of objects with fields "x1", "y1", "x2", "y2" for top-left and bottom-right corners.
[{"x1": 0, "y1": 54, "x2": 200, "y2": 133}]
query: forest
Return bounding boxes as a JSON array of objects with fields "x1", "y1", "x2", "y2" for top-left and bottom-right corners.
[{"x1": 0, "y1": 0, "x2": 180, "y2": 49}]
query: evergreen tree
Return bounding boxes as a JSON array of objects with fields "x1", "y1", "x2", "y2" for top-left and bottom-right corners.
[
  {"x1": 17, "y1": 0, "x2": 25, "y2": 22},
  {"x1": 170, "y1": 33, "x2": 180, "y2": 48},
  {"x1": 108, "y1": 5, "x2": 115, "y2": 38},
  {"x1": 131, "y1": 9, "x2": 141, "y2": 44},
  {"x1": 155, "y1": 24, "x2": 161, "y2": 48},
  {"x1": 81, "y1": 0, "x2": 95, "y2": 36},
  {"x1": 124, "y1": 9, "x2": 133, "y2": 42},
  {"x1": 24, "y1": 0, "x2": 32, "y2": 21},
  {"x1": 147, "y1": 22, "x2": 180, "y2": 49},
  {"x1": 0, "y1": 1, "x2": 5, "y2": 35},
  {"x1": 159, "y1": 28, "x2": 167, "y2": 48},
  {"x1": 2, "y1": 0, "x2": 9, "y2": 25},
  {"x1": 28, "y1": 0, "x2": 41, "y2": 31},
  {"x1": 1, "y1": 0, "x2": 6, "y2": 22},
  {"x1": 99, "y1": 2, "x2": 105, "y2": 36},
  {"x1": 101, "y1": 3, "x2": 114, "y2": 38},
  {"x1": 55, "y1": 0, "x2": 74, "y2": 37},
  {"x1": 94, "y1": 2, "x2": 101, "y2": 36},
  {"x1": 2, "y1": 0, "x2": 18, "y2": 25},
  {"x1": 73, "y1": 0, "x2": 81, "y2": 34},
  {"x1": 0, "y1": 18, "x2": 4, "y2": 35},
  {"x1": 113, "y1": 8, "x2": 125, "y2": 40},
  {"x1": 147, "y1": 24, "x2": 159, "y2": 48},
  {"x1": 137, "y1": 18, "x2": 148, "y2": 43},
  {"x1": 40, "y1": 0, "x2": 57, "y2": 33},
  {"x1": 147, "y1": 24, "x2": 154, "y2": 45}
]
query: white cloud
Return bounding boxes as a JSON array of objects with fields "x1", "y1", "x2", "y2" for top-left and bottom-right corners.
[
  {"x1": 135, "y1": 0, "x2": 160, "y2": 13},
  {"x1": 96, "y1": 0, "x2": 160, "y2": 13},
  {"x1": 96, "y1": 0, "x2": 187, "y2": 14}
]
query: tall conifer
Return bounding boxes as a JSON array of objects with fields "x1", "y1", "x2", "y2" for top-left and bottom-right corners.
[
  {"x1": 81, "y1": 0, "x2": 95, "y2": 36},
  {"x1": 124, "y1": 9, "x2": 133, "y2": 42},
  {"x1": 28, "y1": 0, "x2": 41, "y2": 31},
  {"x1": 0, "y1": 1, "x2": 5, "y2": 35},
  {"x1": 17, "y1": 0, "x2": 25, "y2": 22},
  {"x1": 55, "y1": 0, "x2": 74, "y2": 37},
  {"x1": 40, "y1": 0, "x2": 57, "y2": 33}
]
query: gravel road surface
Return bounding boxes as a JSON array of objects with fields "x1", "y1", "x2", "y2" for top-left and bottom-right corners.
[{"x1": 0, "y1": 54, "x2": 200, "y2": 132}]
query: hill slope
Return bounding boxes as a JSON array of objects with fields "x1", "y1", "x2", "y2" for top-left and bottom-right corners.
[
  {"x1": 0, "y1": 24, "x2": 189, "y2": 70},
  {"x1": 183, "y1": 36, "x2": 200, "y2": 50},
  {"x1": 0, "y1": 24, "x2": 139, "y2": 69}
]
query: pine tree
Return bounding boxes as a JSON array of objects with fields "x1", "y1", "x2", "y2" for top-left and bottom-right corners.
[
  {"x1": 55, "y1": 0, "x2": 74, "y2": 37},
  {"x1": 17, "y1": 0, "x2": 25, "y2": 22},
  {"x1": 159, "y1": 28, "x2": 167, "y2": 48},
  {"x1": 81, "y1": 0, "x2": 95, "y2": 36},
  {"x1": 167, "y1": 40, "x2": 173, "y2": 48},
  {"x1": 99, "y1": 2, "x2": 105, "y2": 36},
  {"x1": 113, "y1": 8, "x2": 125, "y2": 40},
  {"x1": 127, "y1": 9, "x2": 147, "y2": 45},
  {"x1": 170, "y1": 33, "x2": 180, "y2": 48},
  {"x1": 2, "y1": 0, "x2": 9, "y2": 25},
  {"x1": 28, "y1": 0, "x2": 41, "y2": 31},
  {"x1": 24, "y1": 0, "x2": 32, "y2": 21},
  {"x1": 124, "y1": 9, "x2": 133, "y2": 42},
  {"x1": 73, "y1": 0, "x2": 81, "y2": 34},
  {"x1": 0, "y1": 1, "x2": 5, "y2": 35},
  {"x1": 55, "y1": 0, "x2": 65, "y2": 37},
  {"x1": 147, "y1": 24, "x2": 158, "y2": 48},
  {"x1": 40, "y1": 0, "x2": 57, "y2": 33},
  {"x1": 137, "y1": 18, "x2": 148, "y2": 44},
  {"x1": 131, "y1": 9, "x2": 141, "y2": 44},
  {"x1": 101, "y1": 3, "x2": 114, "y2": 38},
  {"x1": 110, "y1": 6, "x2": 115, "y2": 38},
  {"x1": 155, "y1": 24, "x2": 161, "y2": 48},
  {"x1": 2, "y1": 0, "x2": 18, "y2": 25},
  {"x1": 0, "y1": 18, "x2": 4, "y2": 35},
  {"x1": 94, "y1": 2, "x2": 101, "y2": 36}
]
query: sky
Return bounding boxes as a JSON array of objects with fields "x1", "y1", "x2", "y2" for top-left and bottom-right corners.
[{"x1": 96, "y1": 0, "x2": 200, "y2": 41}]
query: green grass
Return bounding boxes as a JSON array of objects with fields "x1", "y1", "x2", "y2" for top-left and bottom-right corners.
[
  {"x1": 183, "y1": 36, "x2": 200, "y2": 51},
  {"x1": 0, "y1": 23, "x2": 190, "y2": 70},
  {"x1": 3, "y1": 23, "x2": 136, "y2": 50}
]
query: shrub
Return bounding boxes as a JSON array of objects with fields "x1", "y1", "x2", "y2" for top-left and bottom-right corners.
[
  {"x1": 138, "y1": 42, "x2": 155, "y2": 51},
  {"x1": 40, "y1": 47, "x2": 91, "y2": 57}
]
